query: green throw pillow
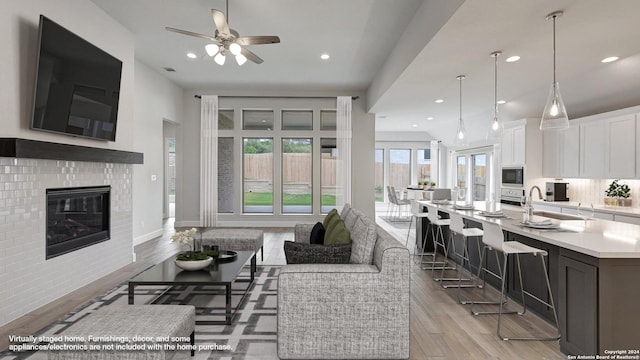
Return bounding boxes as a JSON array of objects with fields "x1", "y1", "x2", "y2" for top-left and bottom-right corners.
[
  {"x1": 324, "y1": 218, "x2": 351, "y2": 245},
  {"x1": 323, "y1": 209, "x2": 339, "y2": 228}
]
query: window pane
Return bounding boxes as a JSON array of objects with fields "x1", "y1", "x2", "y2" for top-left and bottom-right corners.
[
  {"x1": 243, "y1": 138, "x2": 273, "y2": 213},
  {"x1": 375, "y1": 149, "x2": 384, "y2": 202},
  {"x1": 320, "y1": 110, "x2": 336, "y2": 130},
  {"x1": 282, "y1": 138, "x2": 312, "y2": 214},
  {"x1": 417, "y1": 149, "x2": 431, "y2": 184},
  {"x1": 243, "y1": 110, "x2": 274, "y2": 130},
  {"x1": 472, "y1": 154, "x2": 487, "y2": 201},
  {"x1": 218, "y1": 137, "x2": 234, "y2": 213},
  {"x1": 389, "y1": 149, "x2": 411, "y2": 191},
  {"x1": 456, "y1": 156, "x2": 466, "y2": 189},
  {"x1": 321, "y1": 138, "x2": 337, "y2": 213},
  {"x1": 218, "y1": 109, "x2": 234, "y2": 130},
  {"x1": 282, "y1": 110, "x2": 313, "y2": 130}
]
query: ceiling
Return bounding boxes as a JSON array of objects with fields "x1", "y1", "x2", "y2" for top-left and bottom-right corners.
[{"x1": 91, "y1": 0, "x2": 640, "y2": 146}]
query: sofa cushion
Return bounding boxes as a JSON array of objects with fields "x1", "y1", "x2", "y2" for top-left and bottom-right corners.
[
  {"x1": 309, "y1": 222, "x2": 325, "y2": 245},
  {"x1": 340, "y1": 203, "x2": 352, "y2": 219},
  {"x1": 324, "y1": 218, "x2": 351, "y2": 245},
  {"x1": 323, "y1": 208, "x2": 339, "y2": 228},
  {"x1": 283, "y1": 241, "x2": 351, "y2": 264},
  {"x1": 343, "y1": 208, "x2": 359, "y2": 232},
  {"x1": 349, "y1": 214, "x2": 377, "y2": 264}
]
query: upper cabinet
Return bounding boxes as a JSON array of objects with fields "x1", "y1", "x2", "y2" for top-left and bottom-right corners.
[
  {"x1": 500, "y1": 118, "x2": 542, "y2": 188},
  {"x1": 542, "y1": 106, "x2": 640, "y2": 179},
  {"x1": 606, "y1": 114, "x2": 636, "y2": 179},
  {"x1": 501, "y1": 121, "x2": 528, "y2": 166}
]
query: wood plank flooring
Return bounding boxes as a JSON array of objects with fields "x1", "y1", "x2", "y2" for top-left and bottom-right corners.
[{"x1": 1, "y1": 213, "x2": 565, "y2": 359}]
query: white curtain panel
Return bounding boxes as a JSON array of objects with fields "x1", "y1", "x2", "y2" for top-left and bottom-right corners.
[
  {"x1": 200, "y1": 95, "x2": 218, "y2": 227},
  {"x1": 336, "y1": 96, "x2": 352, "y2": 208}
]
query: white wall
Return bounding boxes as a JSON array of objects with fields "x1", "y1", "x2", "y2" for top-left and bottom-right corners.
[
  {"x1": 176, "y1": 90, "x2": 375, "y2": 225},
  {"x1": 132, "y1": 60, "x2": 183, "y2": 244}
]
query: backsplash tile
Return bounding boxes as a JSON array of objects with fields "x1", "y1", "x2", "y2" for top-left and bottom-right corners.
[
  {"x1": 565, "y1": 179, "x2": 640, "y2": 206},
  {"x1": 0, "y1": 157, "x2": 133, "y2": 327}
]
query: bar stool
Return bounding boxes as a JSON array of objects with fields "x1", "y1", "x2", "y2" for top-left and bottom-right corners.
[
  {"x1": 470, "y1": 220, "x2": 561, "y2": 341},
  {"x1": 443, "y1": 212, "x2": 484, "y2": 303},
  {"x1": 420, "y1": 204, "x2": 455, "y2": 274},
  {"x1": 405, "y1": 200, "x2": 429, "y2": 251}
]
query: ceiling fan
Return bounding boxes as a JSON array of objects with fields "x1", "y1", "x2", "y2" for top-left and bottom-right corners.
[{"x1": 165, "y1": 0, "x2": 280, "y2": 66}]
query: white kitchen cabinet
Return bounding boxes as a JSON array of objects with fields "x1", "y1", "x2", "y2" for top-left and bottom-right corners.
[
  {"x1": 501, "y1": 123, "x2": 526, "y2": 166},
  {"x1": 606, "y1": 115, "x2": 636, "y2": 179},
  {"x1": 542, "y1": 124, "x2": 579, "y2": 178},
  {"x1": 580, "y1": 120, "x2": 606, "y2": 178},
  {"x1": 614, "y1": 214, "x2": 640, "y2": 225}
]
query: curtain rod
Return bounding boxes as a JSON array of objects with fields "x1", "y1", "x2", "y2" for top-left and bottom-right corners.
[{"x1": 194, "y1": 95, "x2": 359, "y2": 100}]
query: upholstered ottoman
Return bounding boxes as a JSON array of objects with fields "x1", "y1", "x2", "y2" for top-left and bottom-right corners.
[
  {"x1": 49, "y1": 305, "x2": 195, "y2": 359},
  {"x1": 201, "y1": 229, "x2": 264, "y2": 273}
]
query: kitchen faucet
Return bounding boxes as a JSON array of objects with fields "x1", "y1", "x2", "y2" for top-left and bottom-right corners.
[{"x1": 526, "y1": 185, "x2": 544, "y2": 216}]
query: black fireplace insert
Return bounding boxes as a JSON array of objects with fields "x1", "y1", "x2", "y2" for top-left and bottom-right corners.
[{"x1": 46, "y1": 186, "x2": 110, "y2": 259}]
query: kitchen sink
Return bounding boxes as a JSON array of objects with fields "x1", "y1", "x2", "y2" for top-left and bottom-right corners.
[{"x1": 532, "y1": 210, "x2": 583, "y2": 221}]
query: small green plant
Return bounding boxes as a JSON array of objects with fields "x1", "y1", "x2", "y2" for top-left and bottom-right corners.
[
  {"x1": 605, "y1": 180, "x2": 631, "y2": 198},
  {"x1": 176, "y1": 252, "x2": 209, "y2": 261}
]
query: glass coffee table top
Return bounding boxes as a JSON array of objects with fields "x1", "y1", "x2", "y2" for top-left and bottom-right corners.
[{"x1": 130, "y1": 250, "x2": 253, "y2": 285}]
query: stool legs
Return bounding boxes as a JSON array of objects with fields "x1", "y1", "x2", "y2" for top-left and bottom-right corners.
[
  {"x1": 419, "y1": 223, "x2": 455, "y2": 271},
  {"x1": 439, "y1": 232, "x2": 475, "y2": 289}
]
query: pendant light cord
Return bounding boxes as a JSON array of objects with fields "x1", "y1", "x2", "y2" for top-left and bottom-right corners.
[
  {"x1": 494, "y1": 54, "x2": 498, "y2": 115},
  {"x1": 459, "y1": 77, "x2": 463, "y2": 125},
  {"x1": 552, "y1": 15, "x2": 556, "y2": 85}
]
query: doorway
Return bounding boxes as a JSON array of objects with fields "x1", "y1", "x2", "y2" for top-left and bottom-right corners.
[{"x1": 163, "y1": 121, "x2": 177, "y2": 219}]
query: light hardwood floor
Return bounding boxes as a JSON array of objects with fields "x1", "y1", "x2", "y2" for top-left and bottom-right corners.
[{"x1": 1, "y1": 214, "x2": 565, "y2": 359}]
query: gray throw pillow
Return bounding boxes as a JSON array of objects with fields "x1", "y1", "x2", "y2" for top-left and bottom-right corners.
[
  {"x1": 349, "y1": 215, "x2": 377, "y2": 264},
  {"x1": 283, "y1": 241, "x2": 351, "y2": 264}
]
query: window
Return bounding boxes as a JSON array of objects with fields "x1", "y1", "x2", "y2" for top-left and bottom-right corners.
[
  {"x1": 243, "y1": 138, "x2": 273, "y2": 213},
  {"x1": 218, "y1": 109, "x2": 234, "y2": 130},
  {"x1": 282, "y1": 110, "x2": 313, "y2": 130},
  {"x1": 218, "y1": 137, "x2": 234, "y2": 213},
  {"x1": 389, "y1": 149, "x2": 411, "y2": 191},
  {"x1": 243, "y1": 110, "x2": 274, "y2": 130},
  {"x1": 321, "y1": 138, "x2": 337, "y2": 213},
  {"x1": 320, "y1": 110, "x2": 336, "y2": 130},
  {"x1": 472, "y1": 154, "x2": 487, "y2": 201},
  {"x1": 375, "y1": 149, "x2": 384, "y2": 202},
  {"x1": 456, "y1": 156, "x2": 466, "y2": 189},
  {"x1": 417, "y1": 149, "x2": 431, "y2": 183},
  {"x1": 282, "y1": 138, "x2": 312, "y2": 214}
]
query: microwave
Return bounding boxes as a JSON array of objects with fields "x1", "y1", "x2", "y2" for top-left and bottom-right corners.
[{"x1": 501, "y1": 167, "x2": 524, "y2": 187}]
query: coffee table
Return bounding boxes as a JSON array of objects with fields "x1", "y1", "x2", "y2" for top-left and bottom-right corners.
[{"x1": 128, "y1": 250, "x2": 254, "y2": 325}]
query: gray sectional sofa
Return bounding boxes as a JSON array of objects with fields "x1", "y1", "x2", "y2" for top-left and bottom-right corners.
[{"x1": 277, "y1": 204, "x2": 410, "y2": 359}]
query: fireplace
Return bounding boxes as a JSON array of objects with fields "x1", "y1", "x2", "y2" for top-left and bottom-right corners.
[{"x1": 46, "y1": 186, "x2": 111, "y2": 259}]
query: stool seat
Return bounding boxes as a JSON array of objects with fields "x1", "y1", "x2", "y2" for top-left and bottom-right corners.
[
  {"x1": 460, "y1": 227, "x2": 484, "y2": 238},
  {"x1": 502, "y1": 241, "x2": 548, "y2": 256}
]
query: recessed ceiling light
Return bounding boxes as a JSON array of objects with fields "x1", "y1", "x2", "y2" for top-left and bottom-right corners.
[
  {"x1": 320, "y1": 54, "x2": 330, "y2": 60},
  {"x1": 435, "y1": 99, "x2": 444, "y2": 104},
  {"x1": 412, "y1": 124, "x2": 418, "y2": 127},
  {"x1": 505, "y1": 55, "x2": 520, "y2": 62},
  {"x1": 186, "y1": 52, "x2": 197, "y2": 59},
  {"x1": 497, "y1": 100, "x2": 507, "y2": 104},
  {"x1": 601, "y1": 56, "x2": 619, "y2": 63},
  {"x1": 427, "y1": 117, "x2": 434, "y2": 120}
]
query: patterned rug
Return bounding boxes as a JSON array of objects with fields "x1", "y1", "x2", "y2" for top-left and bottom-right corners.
[{"x1": 1, "y1": 266, "x2": 279, "y2": 360}]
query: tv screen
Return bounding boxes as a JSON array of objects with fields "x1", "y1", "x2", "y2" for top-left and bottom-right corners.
[{"x1": 31, "y1": 15, "x2": 122, "y2": 142}]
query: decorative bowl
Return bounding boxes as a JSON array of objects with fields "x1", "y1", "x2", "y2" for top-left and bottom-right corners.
[{"x1": 174, "y1": 257, "x2": 213, "y2": 271}]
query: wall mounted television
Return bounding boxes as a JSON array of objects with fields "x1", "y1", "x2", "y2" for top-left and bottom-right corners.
[{"x1": 31, "y1": 15, "x2": 122, "y2": 142}]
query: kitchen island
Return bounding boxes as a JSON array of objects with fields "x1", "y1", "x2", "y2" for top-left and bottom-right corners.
[{"x1": 416, "y1": 200, "x2": 640, "y2": 356}]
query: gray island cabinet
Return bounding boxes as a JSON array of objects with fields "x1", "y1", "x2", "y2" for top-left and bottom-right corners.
[{"x1": 416, "y1": 201, "x2": 640, "y2": 356}]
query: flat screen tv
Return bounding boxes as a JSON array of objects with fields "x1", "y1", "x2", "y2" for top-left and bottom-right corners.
[{"x1": 31, "y1": 15, "x2": 122, "y2": 142}]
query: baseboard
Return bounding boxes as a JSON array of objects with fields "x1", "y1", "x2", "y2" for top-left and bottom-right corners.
[
  {"x1": 133, "y1": 229, "x2": 164, "y2": 246},
  {"x1": 173, "y1": 220, "x2": 201, "y2": 228}
]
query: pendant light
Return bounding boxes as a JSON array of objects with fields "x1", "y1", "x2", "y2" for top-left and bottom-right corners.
[
  {"x1": 454, "y1": 75, "x2": 467, "y2": 146},
  {"x1": 540, "y1": 11, "x2": 569, "y2": 130},
  {"x1": 486, "y1": 51, "x2": 503, "y2": 141}
]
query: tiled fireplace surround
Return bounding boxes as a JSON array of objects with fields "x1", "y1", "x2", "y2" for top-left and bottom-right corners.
[{"x1": 0, "y1": 157, "x2": 133, "y2": 327}]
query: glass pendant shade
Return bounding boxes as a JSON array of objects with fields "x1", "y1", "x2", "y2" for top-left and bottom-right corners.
[
  {"x1": 214, "y1": 52, "x2": 226, "y2": 65},
  {"x1": 486, "y1": 113, "x2": 503, "y2": 141},
  {"x1": 486, "y1": 50, "x2": 503, "y2": 141},
  {"x1": 454, "y1": 75, "x2": 467, "y2": 146},
  {"x1": 540, "y1": 81, "x2": 569, "y2": 130}
]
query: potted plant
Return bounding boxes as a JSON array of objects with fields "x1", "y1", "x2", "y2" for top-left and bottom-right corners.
[
  {"x1": 171, "y1": 228, "x2": 213, "y2": 270},
  {"x1": 604, "y1": 179, "x2": 632, "y2": 207}
]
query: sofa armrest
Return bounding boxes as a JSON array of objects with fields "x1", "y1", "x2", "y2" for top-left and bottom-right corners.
[{"x1": 294, "y1": 223, "x2": 314, "y2": 244}]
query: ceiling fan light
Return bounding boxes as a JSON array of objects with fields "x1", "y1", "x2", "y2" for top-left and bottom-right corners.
[
  {"x1": 235, "y1": 53, "x2": 247, "y2": 66},
  {"x1": 205, "y1": 43, "x2": 219, "y2": 57},
  {"x1": 214, "y1": 52, "x2": 226, "y2": 65},
  {"x1": 229, "y1": 43, "x2": 242, "y2": 56}
]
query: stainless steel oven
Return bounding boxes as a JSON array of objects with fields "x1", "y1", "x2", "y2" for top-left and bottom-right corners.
[
  {"x1": 500, "y1": 187, "x2": 525, "y2": 206},
  {"x1": 501, "y1": 166, "x2": 524, "y2": 187}
]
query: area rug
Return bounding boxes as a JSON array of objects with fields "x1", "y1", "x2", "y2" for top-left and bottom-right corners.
[
  {"x1": 1, "y1": 266, "x2": 279, "y2": 360},
  {"x1": 378, "y1": 215, "x2": 412, "y2": 228}
]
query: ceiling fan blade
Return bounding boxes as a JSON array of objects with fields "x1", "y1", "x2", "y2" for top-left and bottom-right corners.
[
  {"x1": 165, "y1": 27, "x2": 217, "y2": 42},
  {"x1": 235, "y1": 36, "x2": 281, "y2": 46},
  {"x1": 241, "y1": 47, "x2": 264, "y2": 64},
  {"x1": 211, "y1": 9, "x2": 231, "y2": 35}
]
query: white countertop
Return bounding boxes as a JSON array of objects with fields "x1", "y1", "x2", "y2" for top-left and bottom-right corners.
[
  {"x1": 417, "y1": 200, "x2": 640, "y2": 259},
  {"x1": 532, "y1": 200, "x2": 640, "y2": 218}
]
